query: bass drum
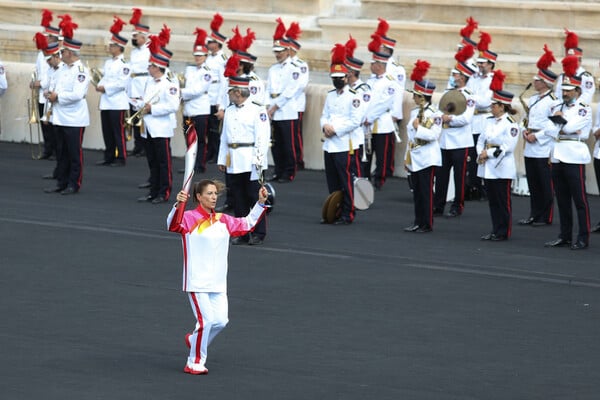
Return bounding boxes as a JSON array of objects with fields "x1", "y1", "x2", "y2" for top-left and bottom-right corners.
[{"x1": 354, "y1": 177, "x2": 374, "y2": 210}]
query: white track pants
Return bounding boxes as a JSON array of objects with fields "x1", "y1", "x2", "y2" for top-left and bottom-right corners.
[{"x1": 186, "y1": 292, "x2": 229, "y2": 368}]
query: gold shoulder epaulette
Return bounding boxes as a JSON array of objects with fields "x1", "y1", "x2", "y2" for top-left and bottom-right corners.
[
  {"x1": 507, "y1": 115, "x2": 516, "y2": 123},
  {"x1": 252, "y1": 100, "x2": 264, "y2": 107},
  {"x1": 549, "y1": 93, "x2": 557, "y2": 100},
  {"x1": 328, "y1": 88, "x2": 336, "y2": 93},
  {"x1": 386, "y1": 74, "x2": 394, "y2": 81},
  {"x1": 579, "y1": 102, "x2": 589, "y2": 107},
  {"x1": 349, "y1": 88, "x2": 357, "y2": 94},
  {"x1": 463, "y1": 88, "x2": 472, "y2": 95},
  {"x1": 221, "y1": 54, "x2": 228, "y2": 61}
]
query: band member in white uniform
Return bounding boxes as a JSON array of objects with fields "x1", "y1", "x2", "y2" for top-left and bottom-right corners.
[
  {"x1": 553, "y1": 30, "x2": 595, "y2": 105},
  {"x1": 320, "y1": 45, "x2": 363, "y2": 225},
  {"x1": 95, "y1": 18, "x2": 131, "y2": 166},
  {"x1": 44, "y1": 26, "x2": 90, "y2": 195},
  {"x1": 434, "y1": 59, "x2": 477, "y2": 217},
  {"x1": 477, "y1": 85, "x2": 519, "y2": 241},
  {"x1": 217, "y1": 76, "x2": 270, "y2": 244},
  {"x1": 136, "y1": 53, "x2": 180, "y2": 204},
  {"x1": 403, "y1": 64, "x2": 442, "y2": 233},
  {"x1": 519, "y1": 50, "x2": 560, "y2": 227},
  {"x1": 544, "y1": 71, "x2": 592, "y2": 250}
]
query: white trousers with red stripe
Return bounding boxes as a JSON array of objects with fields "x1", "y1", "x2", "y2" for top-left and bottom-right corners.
[{"x1": 187, "y1": 292, "x2": 229, "y2": 369}]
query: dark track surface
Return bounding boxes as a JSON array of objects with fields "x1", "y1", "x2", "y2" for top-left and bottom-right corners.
[{"x1": 1, "y1": 141, "x2": 599, "y2": 400}]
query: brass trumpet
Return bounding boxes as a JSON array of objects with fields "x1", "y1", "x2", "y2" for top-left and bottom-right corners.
[
  {"x1": 87, "y1": 62, "x2": 103, "y2": 87},
  {"x1": 176, "y1": 72, "x2": 186, "y2": 88},
  {"x1": 125, "y1": 93, "x2": 160, "y2": 130},
  {"x1": 28, "y1": 70, "x2": 42, "y2": 159}
]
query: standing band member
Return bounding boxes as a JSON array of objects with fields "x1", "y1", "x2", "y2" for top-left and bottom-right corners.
[
  {"x1": 477, "y1": 71, "x2": 519, "y2": 241},
  {"x1": 168, "y1": 180, "x2": 267, "y2": 375},
  {"x1": 320, "y1": 44, "x2": 362, "y2": 225},
  {"x1": 434, "y1": 47, "x2": 477, "y2": 218},
  {"x1": 127, "y1": 8, "x2": 151, "y2": 158},
  {"x1": 518, "y1": 45, "x2": 560, "y2": 226},
  {"x1": 217, "y1": 76, "x2": 270, "y2": 245},
  {"x1": 181, "y1": 28, "x2": 214, "y2": 174},
  {"x1": 404, "y1": 60, "x2": 442, "y2": 233},
  {"x1": 95, "y1": 17, "x2": 131, "y2": 167},
  {"x1": 44, "y1": 16, "x2": 90, "y2": 195},
  {"x1": 136, "y1": 52, "x2": 180, "y2": 204},
  {"x1": 267, "y1": 18, "x2": 301, "y2": 183},
  {"x1": 363, "y1": 35, "x2": 400, "y2": 190},
  {"x1": 544, "y1": 65, "x2": 592, "y2": 250}
]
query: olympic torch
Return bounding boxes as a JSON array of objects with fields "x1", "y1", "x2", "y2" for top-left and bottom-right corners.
[{"x1": 182, "y1": 121, "x2": 198, "y2": 193}]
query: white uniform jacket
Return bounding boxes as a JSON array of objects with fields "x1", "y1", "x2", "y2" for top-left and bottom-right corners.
[
  {"x1": 291, "y1": 55, "x2": 309, "y2": 113},
  {"x1": 467, "y1": 71, "x2": 493, "y2": 134},
  {"x1": 405, "y1": 105, "x2": 443, "y2": 172},
  {"x1": 439, "y1": 87, "x2": 476, "y2": 149},
  {"x1": 217, "y1": 99, "x2": 271, "y2": 178},
  {"x1": 246, "y1": 71, "x2": 266, "y2": 106},
  {"x1": 593, "y1": 103, "x2": 600, "y2": 159},
  {"x1": 523, "y1": 90, "x2": 560, "y2": 158},
  {"x1": 140, "y1": 75, "x2": 180, "y2": 139},
  {"x1": 364, "y1": 74, "x2": 400, "y2": 134},
  {"x1": 99, "y1": 55, "x2": 131, "y2": 110},
  {"x1": 548, "y1": 99, "x2": 592, "y2": 164},
  {"x1": 35, "y1": 51, "x2": 49, "y2": 103},
  {"x1": 0, "y1": 61, "x2": 6, "y2": 96},
  {"x1": 205, "y1": 50, "x2": 227, "y2": 107},
  {"x1": 386, "y1": 59, "x2": 406, "y2": 120},
  {"x1": 554, "y1": 67, "x2": 596, "y2": 105},
  {"x1": 127, "y1": 44, "x2": 150, "y2": 99},
  {"x1": 266, "y1": 57, "x2": 300, "y2": 121},
  {"x1": 320, "y1": 86, "x2": 363, "y2": 153},
  {"x1": 350, "y1": 80, "x2": 371, "y2": 150},
  {"x1": 51, "y1": 60, "x2": 90, "y2": 127},
  {"x1": 167, "y1": 202, "x2": 266, "y2": 293},
  {"x1": 181, "y1": 64, "x2": 213, "y2": 117},
  {"x1": 476, "y1": 113, "x2": 520, "y2": 179}
]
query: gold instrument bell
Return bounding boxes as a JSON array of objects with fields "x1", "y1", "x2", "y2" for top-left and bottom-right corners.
[{"x1": 439, "y1": 89, "x2": 467, "y2": 116}]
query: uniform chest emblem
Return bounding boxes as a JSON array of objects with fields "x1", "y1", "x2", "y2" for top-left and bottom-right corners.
[
  {"x1": 204, "y1": 74, "x2": 211, "y2": 81},
  {"x1": 123, "y1": 67, "x2": 130, "y2": 75},
  {"x1": 434, "y1": 117, "x2": 442, "y2": 126},
  {"x1": 292, "y1": 72, "x2": 299, "y2": 80},
  {"x1": 169, "y1": 87, "x2": 177, "y2": 95},
  {"x1": 387, "y1": 86, "x2": 395, "y2": 95},
  {"x1": 77, "y1": 74, "x2": 85, "y2": 82},
  {"x1": 585, "y1": 81, "x2": 593, "y2": 89},
  {"x1": 363, "y1": 93, "x2": 371, "y2": 102},
  {"x1": 397, "y1": 74, "x2": 404, "y2": 82},
  {"x1": 250, "y1": 86, "x2": 257, "y2": 95},
  {"x1": 578, "y1": 108, "x2": 587, "y2": 116},
  {"x1": 301, "y1": 66, "x2": 307, "y2": 74},
  {"x1": 260, "y1": 113, "x2": 267, "y2": 121},
  {"x1": 352, "y1": 99, "x2": 361, "y2": 108},
  {"x1": 510, "y1": 127, "x2": 518, "y2": 137},
  {"x1": 467, "y1": 99, "x2": 475, "y2": 107}
]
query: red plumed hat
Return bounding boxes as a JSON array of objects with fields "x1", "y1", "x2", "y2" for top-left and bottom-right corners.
[
  {"x1": 489, "y1": 70, "x2": 506, "y2": 91},
  {"x1": 159, "y1": 24, "x2": 171, "y2": 45},
  {"x1": 477, "y1": 31, "x2": 491, "y2": 51},
  {"x1": 58, "y1": 14, "x2": 78, "y2": 40},
  {"x1": 110, "y1": 16, "x2": 126, "y2": 36},
  {"x1": 375, "y1": 18, "x2": 389, "y2": 37},
  {"x1": 242, "y1": 28, "x2": 256, "y2": 52},
  {"x1": 536, "y1": 44, "x2": 556, "y2": 70},
  {"x1": 367, "y1": 34, "x2": 382, "y2": 53},
  {"x1": 564, "y1": 29, "x2": 578, "y2": 50},
  {"x1": 148, "y1": 35, "x2": 161, "y2": 54},
  {"x1": 455, "y1": 44, "x2": 474, "y2": 63},
  {"x1": 273, "y1": 17, "x2": 286, "y2": 40},
  {"x1": 34, "y1": 32, "x2": 48, "y2": 50},
  {"x1": 410, "y1": 59, "x2": 430, "y2": 82},
  {"x1": 194, "y1": 28, "x2": 207, "y2": 47},
  {"x1": 227, "y1": 26, "x2": 243, "y2": 52},
  {"x1": 286, "y1": 22, "x2": 301, "y2": 40},
  {"x1": 331, "y1": 43, "x2": 346, "y2": 65},
  {"x1": 210, "y1": 13, "x2": 224, "y2": 33},
  {"x1": 562, "y1": 55, "x2": 579, "y2": 77},
  {"x1": 41, "y1": 9, "x2": 53, "y2": 27},
  {"x1": 129, "y1": 8, "x2": 142, "y2": 26},
  {"x1": 345, "y1": 35, "x2": 357, "y2": 58},
  {"x1": 459, "y1": 16, "x2": 478, "y2": 38},
  {"x1": 223, "y1": 54, "x2": 240, "y2": 78}
]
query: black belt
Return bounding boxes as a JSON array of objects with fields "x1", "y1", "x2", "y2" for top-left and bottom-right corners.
[
  {"x1": 228, "y1": 142, "x2": 254, "y2": 149},
  {"x1": 131, "y1": 72, "x2": 149, "y2": 78},
  {"x1": 485, "y1": 144, "x2": 500, "y2": 149},
  {"x1": 528, "y1": 128, "x2": 541, "y2": 133}
]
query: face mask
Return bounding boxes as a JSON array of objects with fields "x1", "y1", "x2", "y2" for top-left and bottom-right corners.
[
  {"x1": 448, "y1": 75, "x2": 456, "y2": 88},
  {"x1": 131, "y1": 38, "x2": 138, "y2": 47},
  {"x1": 332, "y1": 78, "x2": 345, "y2": 90}
]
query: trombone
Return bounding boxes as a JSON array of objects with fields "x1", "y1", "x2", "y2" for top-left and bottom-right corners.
[
  {"x1": 125, "y1": 92, "x2": 160, "y2": 132},
  {"x1": 28, "y1": 70, "x2": 42, "y2": 159}
]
